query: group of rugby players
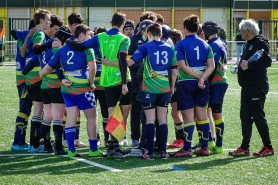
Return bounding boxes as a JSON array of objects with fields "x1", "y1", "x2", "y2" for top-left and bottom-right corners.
[{"x1": 10, "y1": 9, "x2": 229, "y2": 160}]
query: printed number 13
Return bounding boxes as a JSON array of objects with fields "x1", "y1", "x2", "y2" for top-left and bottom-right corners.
[{"x1": 194, "y1": 46, "x2": 199, "y2": 60}]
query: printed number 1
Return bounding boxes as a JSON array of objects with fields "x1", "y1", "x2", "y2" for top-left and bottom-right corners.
[
  {"x1": 67, "y1": 51, "x2": 74, "y2": 64},
  {"x1": 194, "y1": 46, "x2": 199, "y2": 60}
]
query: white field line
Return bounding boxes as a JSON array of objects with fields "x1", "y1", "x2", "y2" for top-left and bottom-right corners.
[
  {"x1": 228, "y1": 88, "x2": 278, "y2": 95},
  {"x1": 0, "y1": 152, "x2": 122, "y2": 172}
]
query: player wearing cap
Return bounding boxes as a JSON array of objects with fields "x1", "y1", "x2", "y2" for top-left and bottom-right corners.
[
  {"x1": 202, "y1": 21, "x2": 228, "y2": 154},
  {"x1": 123, "y1": 20, "x2": 135, "y2": 38}
]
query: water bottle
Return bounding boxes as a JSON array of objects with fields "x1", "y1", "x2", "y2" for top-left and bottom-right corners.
[
  {"x1": 230, "y1": 53, "x2": 241, "y2": 74},
  {"x1": 247, "y1": 49, "x2": 264, "y2": 62}
]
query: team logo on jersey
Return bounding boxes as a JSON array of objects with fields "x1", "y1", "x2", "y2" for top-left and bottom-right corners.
[
  {"x1": 134, "y1": 50, "x2": 140, "y2": 54},
  {"x1": 249, "y1": 45, "x2": 253, "y2": 50},
  {"x1": 138, "y1": 40, "x2": 143, "y2": 44},
  {"x1": 146, "y1": 94, "x2": 150, "y2": 98}
]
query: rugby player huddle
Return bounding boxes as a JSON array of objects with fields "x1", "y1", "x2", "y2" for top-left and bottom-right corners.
[{"x1": 10, "y1": 9, "x2": 228, "y2": 160}]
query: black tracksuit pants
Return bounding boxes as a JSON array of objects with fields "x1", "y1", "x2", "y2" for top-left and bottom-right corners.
[{"x1": 240, "y1": 87, "x2": 272, "y2": 149}]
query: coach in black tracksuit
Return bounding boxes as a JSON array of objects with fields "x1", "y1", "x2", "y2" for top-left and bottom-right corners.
[{"x1": 236, "y1": 19, "x2": 274, "y2": 156}]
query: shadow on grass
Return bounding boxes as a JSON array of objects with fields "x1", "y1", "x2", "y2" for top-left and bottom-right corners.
[{"x1": 0, "y1": 155, "x2": 106, "y2": 176}]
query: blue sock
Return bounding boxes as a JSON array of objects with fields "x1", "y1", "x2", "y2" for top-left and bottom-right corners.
[
  {"x1": 183, "y1": 122, "x2": 195, "y2": 151},
  {"x1": 89, "y1": 139, "x2": 98, "y2": 152},
  {"x1": 65, "y1": 127, "x2": 76, "y2": 153},
  {"x1": 197, "y1": 120, "x2": 210, "y2": 148},
  {"x1": 159, "y1": 124, "x2": 168, "y2": 153},
  {"x1": 146, "y1": 123, "x2": 155, "y2": 155},
  {"x1": 215, "y1": 118, "x2": 224, "y2": 147},
  {"x1": 13, "y1": 112, "x2": 28, "y2": 145}
]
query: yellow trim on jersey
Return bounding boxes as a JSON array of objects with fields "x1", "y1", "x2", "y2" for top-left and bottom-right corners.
[
  {"x1": 197, "y1": 119, "x2": 209, "y2": 125},
  {"x1": 215, "y1": 118, "x2": 224, "y2": 125},
  {"x1": 31, "y1": 66, "x2": 41, "y2": 72},
  {"x1": 45, "y1": 74, "x2": 58, "y2": 79},
  {"x1": 66, "y1": 76, "x2": 89, "y2": 83}
]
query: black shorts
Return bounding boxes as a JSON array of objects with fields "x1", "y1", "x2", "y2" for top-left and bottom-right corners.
[
  {"x1": 104, "y1": 82, "x2": 131, "y2": 108},
  {"x1": 41, "y1": 88, "x2": 64, "y2": 104},
  {"x1": 27, "y1": 81, "x2": 43, "y2": 102},
  {"x1": 171, "y1": 89, "x2": 178, "y2": 103}
]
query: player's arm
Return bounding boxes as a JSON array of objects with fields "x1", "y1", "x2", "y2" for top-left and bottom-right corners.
[
  {"x1": 101, "y1": 57, "x2": 119, "y2": 66},
  {"x1": 33, "y1": 40, "x2": 53, "y2": 54},
  {"x1": 22, "y1": 55, "x2": 39, "y2": 75},
  {"x1": 201, "y1": 47, "x2": 215, "y2": 81},
  {"x1": 66, "y1": 35, "x2": 99, "y2": 51},
  {"x1": 85, "y1": 49, "x2": 97, "y2": 90},
  {"x1": 40, "y1": 50, "x2": 60, "y2": 77},
  {"x1": 17, "y1": 39, "x2": 23, "y2": 53},
  {"x1": 21, "y1": 28, "x2": 38, "y2": 58},
  {"x1": 170, "y1": 50, "x2": 178, "y2": 94},
  {"x1": 127, "y1": 45, "x2": 146, "y2": 67}
]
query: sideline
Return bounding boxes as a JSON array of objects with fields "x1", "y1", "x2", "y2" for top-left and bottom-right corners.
[{"x1": 0, "y1": 153, "x2": 122, "y2": 172}]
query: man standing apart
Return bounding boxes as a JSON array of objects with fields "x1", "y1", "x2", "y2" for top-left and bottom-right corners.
[{"x1": 229, "y1": 19, "x2": 274, "y2": 157}]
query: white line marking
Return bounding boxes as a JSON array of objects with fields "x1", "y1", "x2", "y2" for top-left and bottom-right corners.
[
  {"x1": 0, "y1": 152, "x2": 122, "y2": 172},
  {"x1": 69, "y1": 157, "x2": 122, "y2": 172}
]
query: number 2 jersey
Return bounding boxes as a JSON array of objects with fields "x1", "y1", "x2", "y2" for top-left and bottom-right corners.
[
  {"x1": 131, "y1": 40, "x2": 177, "y2": 94},
  {"x1": 175, "y1": 34, "x2": 214, "y2": 82},
  {"x1": 48, "y1": 44, "x2": 95, "y2": 95}
]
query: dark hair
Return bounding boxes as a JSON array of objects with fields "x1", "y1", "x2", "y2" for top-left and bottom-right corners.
[
  {"x1": 146, "y1": 23, "x2": 162, "y2": 37},
  {"x1": 156, "y1": 13, "x2": 164, "y2": 24},
  {"x1": 68, "y1": 13, "x2": 84, "y2": 25},
  {"x1": 33, "y1": 9, "x2": 51, "y2": 25},
  {"x1": 50, "y1": 15, "x2": 63, "y2": 28},
  {"x1": 183, "y1": 14, "x2": 199, "y2": 33},
  {"x1": 28, "y1": 19, "x2": 36, "y2": 30},
  {"x1": 197, "y1": 24, "x2": 203, "y2": 35},
  {"x1": 111, "y1": 12, "x2": 126, "y2": 28},
  {"x1": 96, "y1": 26, "x2": 108, "y2": 34},
  {"x1": 74, "y1": 24, "x2": 90, "y2": 39},
  {"x1": 140, "y1": 11, "x2": 157, "y2": 22},
  {"x1": 170, "y1": 29, "x2": 183, "y2": 45}
]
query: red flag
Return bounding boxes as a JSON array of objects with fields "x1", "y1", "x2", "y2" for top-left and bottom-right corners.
[{"x1": 105, "y1": 103, "x2": 126, "y2": 142}]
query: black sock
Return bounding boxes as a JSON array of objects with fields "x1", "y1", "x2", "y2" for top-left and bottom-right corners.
[
  {"x1": 41, "y1": 120, "x2": 51, "y2": 149},
  {"x1": 111, "y1": 136, "x2": 120, "y2": 152},
  {"x1": 175, "y1": 122, "x2": 184, "y2": 140},
  {"x1": 102, "y1": 119, "x2": 109, "y2": 141},
  {"x1": 32, "y1": 116, "x2": 42, "y2": 148},
  {"x1": 53, "y1": 120, "x2": 64, "y2": 150}
]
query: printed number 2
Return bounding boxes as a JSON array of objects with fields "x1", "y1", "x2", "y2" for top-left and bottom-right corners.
[
  {"x1": 67, "y1": 51, "x2": 74, "y2": 64},
  {"x1": 154, "y1": 51, "x2": 168, "y2": 65},
  {"x1": 194, "y1": 46, "x2": 199, "y2": 60}
]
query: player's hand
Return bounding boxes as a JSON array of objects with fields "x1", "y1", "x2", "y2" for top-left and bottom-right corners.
[
  {"x1": 39, "y1": 70, "x2": 43, "y2": 77},
  {"x1": 240, "y1": 60, "x2": 248, "y2": 71},
  {"x1": 196, "y1": 73, "x2": 203, "y2": 80},
  {"x1": 27, "y1": 28, "x2": 38, "y2": 38},
  {"x1": 101, "y1": 58, "x2": 109, "y2": 65},
  {"x1": 89, "y1": 31, "x2": 94, "y2": 38},
  {"x1": 52, "y1": 39, "x2": 62, "y2": 48},
  {"x1": 122, "y1": 84, "x2": 128, "y2": 95},
  {"x1": 62, "y1": 79, "x2": 72, "y2": 86},
  {"x1": 198, "y1": 77, "x2": 206, "y2": 89},
  {"x1": 220, "y1": 64, "x2": 227, "y2": 73},
  {"x1": 91, "y1": 83, "x2": 96, "y2": 91}
]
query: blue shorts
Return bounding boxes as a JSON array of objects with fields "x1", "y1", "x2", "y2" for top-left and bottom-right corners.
[
  {"x1": 140, "y1": 91, "x2": 171, "y2": 104},
  {"x1": 209, "y1": 83, "x2": 228, "y2": 105},
  {"x1": 62, "y1": 90, "x2": 96, "y2": 110},
  {"x1": 177, "y1": 80, "x2": 209, "y2": 110}
]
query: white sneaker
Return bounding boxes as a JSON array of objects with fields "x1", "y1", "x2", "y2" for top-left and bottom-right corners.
[
  {"x1": 62, "y1": 140, "x2": 68, "y2": 148},
  {"x1": 119, "y1": 139, "x2": 128, "y2": 147}
]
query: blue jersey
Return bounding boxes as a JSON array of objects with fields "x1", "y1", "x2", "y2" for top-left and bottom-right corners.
[
  {"x1": 208, "y1": 37, "x2": 228, "y2": 85},
  {"x1": 48, "y1": 44, "x2": 95, "y2": 94},
  {"x1": 38, "y1": 39, "x2": 54, "y2": 69},
  {"x1": 15, "y1": 30, "x2": 29, "y2": 71},
  {"x1": 176, "y1": 34, "x2": 214, "y2": 81},
  {"x1": 132, "y1": 40, "x2": 177, "y2": 93}
]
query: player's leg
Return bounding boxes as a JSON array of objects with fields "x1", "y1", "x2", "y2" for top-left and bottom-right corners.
[
  {"x1": 130, "y1": 92, "x2": 141, "y2": 147},
  {"x1": 79, "y1": 90, "x2": 102, "y2": 157},
  {"x1": 11, "y1": 83, "x2": 32, "y2": 151},
  {"x1": 62, "y1": 92, "x2": 79, "y2": 157},
  {"x1": 74, "y1": 111, "x2": 86, "y2": 147},
  {"x1": 40, "y1": 89, "x2": 53, "y2": 152},
  {"x1": 30, "y1": 82, "x2": 44, "y2": 152},
  {"x1": 50, "y1": 88, "x2": 67, "y2": 155}
]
